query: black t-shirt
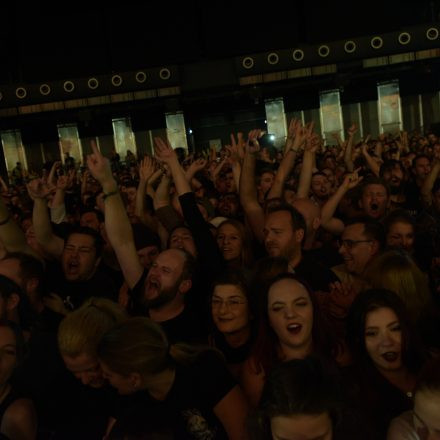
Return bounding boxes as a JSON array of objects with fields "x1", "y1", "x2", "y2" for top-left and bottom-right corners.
[
  {"x1": 304, "y1": 244, "x2": 343, "y2": 270},
  {"x1": 130, "y1": 269, "x2": 207, "y2": 343},
  {"x1": 110, "y1": 351, "x2": 236, "y2": 439},
  {"x1": 295, "y1": 254, "x2": 340, "y2": 292},
  {"x1": 45, "y1": 260, "x2": 121, "y2": 309}
]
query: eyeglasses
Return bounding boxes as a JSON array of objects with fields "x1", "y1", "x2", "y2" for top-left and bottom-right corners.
[
  {"x1": 337, "y1": 239, "x2": 373, "y2": 250},
  {"x1": 211, "y1": 298, "x2": 247, "y2": 310}
]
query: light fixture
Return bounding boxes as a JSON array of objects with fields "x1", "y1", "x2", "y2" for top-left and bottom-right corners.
[
  {"x1": 15, "y1": 87, "x2": 27, "y2": 99},
  {"x1": 63, "y1": 81, "x2": 75, "y2": 93},
  {"x1": 426, "y1": 27, "x2": 439, "y2": 41},
  {"x1": 39, "y1": 84, "x2": 51, "y2": 96},
  {"x1": 292, "y1": 49, "x2": 304, "y2": 61},
  {"x1": 111, "y1": 74, "x2": 123, "y2": 87},
  {"x1": 318, "y1": 45, "x2": 330, "y2": 57},
  {"x1": 87, "y1": 77, "x2": 99, "y2": 90},
  {"x1": 267, "y1": 52, "x2": 279, "y2": 65},
  {"x1": 159, "y1": 68, "x2": 171, "y2": 80},
  {"x1": 188, "y1": 129, "x2": 193, "y2": 134},
  {"x1": 398, "y1": 32, "x2": 411, "y2": 45},
  {"x1": 371, "y1": 36, "x2": 384, "y2": 49},
  {"x1": 344, "y1": 40, "x2": 357, "y2": 53},
  {"x1": 242, "y1": 57, "x2": 254, "y2": 69},
  {"x1": 135, "y1": 71, "x2": 147, "y2": 83}
]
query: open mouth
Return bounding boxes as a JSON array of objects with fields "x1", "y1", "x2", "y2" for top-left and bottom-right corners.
[
  {"x1": 370, "y1": 203, "x2": 379, "y2": 212},
  {"x1": 381, "y1": 352, "x2": 399, "y2": 362},
  {"x1": 67, "y1": 261, "x2": 79, "y2": 272},
  {"x1": 287, "y1": 323, "x2": 302, "y2": 334}
]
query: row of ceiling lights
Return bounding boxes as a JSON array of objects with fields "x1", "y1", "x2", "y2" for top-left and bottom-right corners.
[
  {"x1": 0, "y1": 68, "x2": 173, "y2": 101},
  {"x1": 241, "y1": 27, "x2": 440, "y2": 69}
]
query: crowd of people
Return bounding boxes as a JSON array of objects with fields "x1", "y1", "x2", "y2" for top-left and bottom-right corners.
[{"x1": 0, "y1": 119, "x2": 438, "y2": 439}]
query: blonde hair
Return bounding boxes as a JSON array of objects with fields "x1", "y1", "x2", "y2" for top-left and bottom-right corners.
[
  {"x1": 97, "y1": 317, "x2": 219, "y2": 381},
  {"x1": 364, "y1": 250, "x2": 431, "y2": 322},
  {"x1": 58, "y1": 297, "x2": 128, "y2": 357}
]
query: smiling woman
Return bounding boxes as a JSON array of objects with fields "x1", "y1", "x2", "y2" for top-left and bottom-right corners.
[{"x1": 344, "y1": 289, "x2": 426, "y2": 438}]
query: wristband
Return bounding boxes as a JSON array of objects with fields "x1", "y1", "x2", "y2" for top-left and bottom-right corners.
[{"x1": 102, "y1": 189, "x2": 118, "y2": 201}]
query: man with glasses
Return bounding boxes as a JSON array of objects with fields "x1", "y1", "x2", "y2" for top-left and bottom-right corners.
[{"x1": 332, "y1": 218, "x2": 385, "y2": 293}]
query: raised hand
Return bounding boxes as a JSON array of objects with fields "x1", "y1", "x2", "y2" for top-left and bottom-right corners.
[
  {"x1": 86, "y1": 140, "x2": 113, "y2": 186},
  {"x1": 139, "y1": 156, "x2": 157, "y2": 182},
  {"x1": 342, "y1": 167, "x2": 363, "y2": 190},
  {"x1": 26, "y1": 178, "x2": 52, "y2": 201},
  {"x1": 246, "y1": 129, "x2": 262, "y2": 155},
  {"x1": 153, "y1": 137, "x2": 178, "y2": 165},
  {"x1": 230, "y1": 132, "x2": 246, "y2": 161},
  {"x1": 347, "y1": 123, "x2": 357, "y2": 137}
]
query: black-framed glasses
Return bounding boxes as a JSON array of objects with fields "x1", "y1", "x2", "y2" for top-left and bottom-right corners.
[{"x1": 337, "y1": 239, "x2": 373, "y2": 250}]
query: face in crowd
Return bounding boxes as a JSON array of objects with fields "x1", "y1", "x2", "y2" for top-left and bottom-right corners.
[
  {"x1": 360, "y1": 184, "x2": 389, "y2": 219},
  {"x1": 216, "y1": 222, "x2": 243, "y2": 262},
  {"x1": 382, "y1": 164, "x2": 404, "y2": 193},
  {"x1": 311, "y1": 174, "x2": 331, "y2": 200},
  {"x1": 62, "y1": 351, "x2": 104, "y2": 388},
  {"x1": 142, "y1": 249, "x2": 191, "y2": 310},
  {"x1": 338, "y1": 223, "x2": 378, "y2": 275},
  {"x1": 263, "y1": 210, "x2": 304, "y2": 261},
  {"x1": 169, "y1": 227, "x2": 197, "y2": 258},
  {"x1": 211, "y1": 283, "x2": 250, "y2": 336},
  {"x1": 0, "y1": 325, "x2": 20, "y2": 390},
  {"x1": 267, "y1": 277, "x2": 314, "y2": 358},
  {"x1": 386, "y1": 221, "x2": 414, "y2": 252},
  {"x1": 364, "y1": 307, "x2": 402, "y2": 373},
  {"x1": 62, "y1": 233, "x2": 101, "y2": 282}
]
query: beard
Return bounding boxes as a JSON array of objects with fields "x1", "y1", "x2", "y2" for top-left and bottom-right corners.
[{"x1": 142, "y1": 283, "x2": 180, "y2": 310}]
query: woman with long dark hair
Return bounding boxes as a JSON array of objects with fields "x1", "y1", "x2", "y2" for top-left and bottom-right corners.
[{"x1": 240, "y1": 273, "x2": 338, "y2": 407}]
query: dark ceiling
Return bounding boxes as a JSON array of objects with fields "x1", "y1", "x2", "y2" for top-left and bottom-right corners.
[{"x1": 1, "y1": 0, "x2": 438, "y2": 84}]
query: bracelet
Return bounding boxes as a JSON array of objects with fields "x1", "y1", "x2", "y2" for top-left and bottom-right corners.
[
  {"x1": 0, "y1": 214, "x2": 10, "y2": 226},
  {"x1": 102, "y1": 189, "x2": 119, "y2": 202}
]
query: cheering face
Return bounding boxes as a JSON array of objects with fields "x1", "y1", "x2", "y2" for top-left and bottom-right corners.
[
  {"x1": 62, "y1": 233, "x2": 100, "y2": 282},
  {"x1": 361, "y1": 184, "x2": 388, "y2": 219},
  {"x1": 311, "y1": 175, "x2": 331, "y2": 199},
  {"x1": 364, "y1": 307, "x2": 402, "y2": 373},
  {"x1": 216, "y1": 223, "x2": 243, "y2": 262},
  {"x1": 169, "y1": 227, "x2": 197, "y2": 258},
  {"x1": 211, "y1": 284, "x2": 250, "y2": 335},
  {"x1": 267, "y1": 278, "x2": 314, "y2": 357},
  {"x1": 271, "y1": 412, "x2": 333, "y2": 440}
]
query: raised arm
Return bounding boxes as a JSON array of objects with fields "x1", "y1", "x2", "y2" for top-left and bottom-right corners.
[
  {"x1": 87, "y1": 141, "x2": 143, "y2": 288},
  {"x1": 135, "y1": 156, "x2": 159, "y2": 231},
  {"x1": 0, "y1": 193, "x2": 40, "y2": 259},
  {"x1": 239, "y1": 130, "x2": 265, "y2": 242},
  {"x1": 320, "y1": 169, "x2": 363, "y2": 235},
  {"x1": 297, "y1": 125, "x2": 320, "y2": 199},
  {"x1": 361, "y1": 139, "x2": 380, "y2": 177},
  {"x1": 421, "y1": 157, "x2": 440, "y2": 206},
  {"x1": 27, "y1": 178, "x2": 65, "y2": 258},
  {"x1": 267, "y1": 119, "x2": 304, "y2": 199},
  {"x1": 344, "y1": 124, "x2": 357, "y2": 172}
]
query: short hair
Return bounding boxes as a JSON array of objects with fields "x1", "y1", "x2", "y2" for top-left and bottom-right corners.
[
  {"x1": 58, "y1": 297, "x2": 127, "y2": 357},
  {"x1": 0, "y1": 274, "x2": 22, "y2": 301},
  {"x1": 65, "y1": 226, "x2": 104, "y2": 258},
  {"x1": 361, "y1": 176, "x2": 390, "y2": 198},
  {"x1": 266, "y1": 203, "x2": 306, "y2": 235},
  {"x1": 412, "y1": 154, "x2": 430, "y2": 167},
  {"x1": 0, "y1": 320, "x2": 26, "y2": 365},
  {"x1": 345, "y1": 217, "x2": 386, "y2": 250},
  {"x1": 80, "y1": 208, "x2": 104, "y2": 224}
]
